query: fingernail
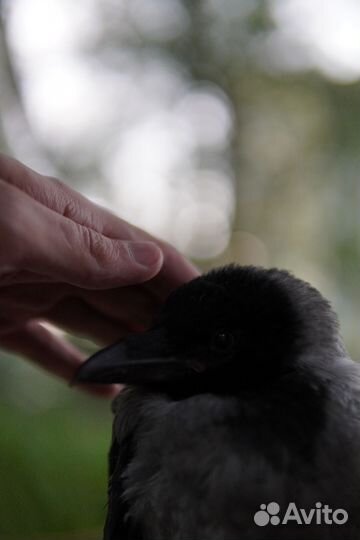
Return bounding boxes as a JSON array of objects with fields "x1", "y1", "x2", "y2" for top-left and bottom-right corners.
[{"x1": 129, "y1": 242, "x2": 163, "y2": 268}]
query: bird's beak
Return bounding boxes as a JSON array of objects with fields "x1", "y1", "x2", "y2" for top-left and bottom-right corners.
[{"x1": 74, "y1": 327, "x2": 192, "y2": 385}]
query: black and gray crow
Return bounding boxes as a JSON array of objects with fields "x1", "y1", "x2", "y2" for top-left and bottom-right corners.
[{"x1": 76, "y1": 265, "x2": 360, "y2": 540}]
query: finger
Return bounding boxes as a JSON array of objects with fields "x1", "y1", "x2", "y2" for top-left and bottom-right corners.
[
  {"x1": 0, "y1": 153, "x2": 152, "y2": 240},
  {"x1": 0, "y1": 154, "x2": 198, "y2": 293},
  {"x1": 0, "y1": 180, "x2": 163, "y2": 288},
  {"x1": 0, "y1": 270, "x2": 58, "y2": 286},
  {"x1": 143, "y1": 242, "x2": 201, "y2": 300},
  {"x1": 0, "y1": 282, "x2": 158, "y2": 334},
  {"x1": 0, "y1": 283, "x2": 68, "y2": 322},
  {"x1": 46, "y1": 299, "x2": 128, "y2": 345},
  {"x1": 0, "y1": 320, "x2": 120, "y2": 397},
  {"x1": 80, "y1": 286, "x2": 160, "y2": 331}
]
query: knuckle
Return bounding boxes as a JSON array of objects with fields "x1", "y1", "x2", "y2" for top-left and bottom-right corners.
[
  {"x1": 62, "y1": 197, "x2": 80, "y2": 220},
  {"x1": 80, "y1": 228, "x2": 141, "y2": 286},
  {"x1": 47, "y1": 177, "x2": 77, "y2": 217},
  {"x1": 48, "y1": 177, "x2": 93, "y2": 227},
  {"x1": 83, "y1": 227, "x2": 115, "y2": 266}
]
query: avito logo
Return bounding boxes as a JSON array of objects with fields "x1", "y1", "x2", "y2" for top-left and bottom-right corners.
[{"x1": 254, "y1": 502, "x2": 348, "y2": 527}]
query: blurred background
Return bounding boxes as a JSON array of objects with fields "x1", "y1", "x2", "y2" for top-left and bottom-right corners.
[{"x1": 1, "y1": 0, "x2": 360, "y2": 537}]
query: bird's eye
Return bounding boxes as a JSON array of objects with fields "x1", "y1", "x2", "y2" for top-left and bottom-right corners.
[{"x1": 211, "y1": 330, "x2": 234, "y2": 353}]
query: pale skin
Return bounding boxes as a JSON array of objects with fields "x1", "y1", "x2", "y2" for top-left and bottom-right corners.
[{"x1": 0, "y1": 154, "x2": 199, "y2": 397}]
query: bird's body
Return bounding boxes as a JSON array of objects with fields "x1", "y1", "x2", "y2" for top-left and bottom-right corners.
[
  {"x1": 107, "y1": 363, "x2": 360, "y2": 540},
  {"x1": 76, "y1": 266, "x2": 360, "y2": 539}
]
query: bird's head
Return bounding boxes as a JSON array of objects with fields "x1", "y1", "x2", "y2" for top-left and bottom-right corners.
[{"x1": 75, "y1": 265, "x2": 341, "y2": 395}]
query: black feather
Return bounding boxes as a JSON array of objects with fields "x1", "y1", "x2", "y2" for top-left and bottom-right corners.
[{"x1": 76, "y1": 265, "x2": 360, "y2": 539}]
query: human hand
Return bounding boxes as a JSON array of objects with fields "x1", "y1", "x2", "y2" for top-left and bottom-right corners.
[{"x1": 0, "y1": 154, "x2": 199, "y2": 396}]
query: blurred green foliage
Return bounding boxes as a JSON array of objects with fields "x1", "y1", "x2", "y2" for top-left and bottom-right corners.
[{"x1": 0, "y1": 352, "x2": 110, "y2": 538}]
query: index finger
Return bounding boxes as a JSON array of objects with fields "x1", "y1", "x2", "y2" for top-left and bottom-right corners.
[
  {"x1": 0, "y1": 153, "x2": 143, "y2": 239},
  {"x1": 0, "y1": 154, "x2": 200, "y2": 293}
]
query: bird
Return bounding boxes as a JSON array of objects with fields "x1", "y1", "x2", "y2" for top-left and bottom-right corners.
[{"x1": 75, "y1": 265, "x2": 360, "y2": 540}]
